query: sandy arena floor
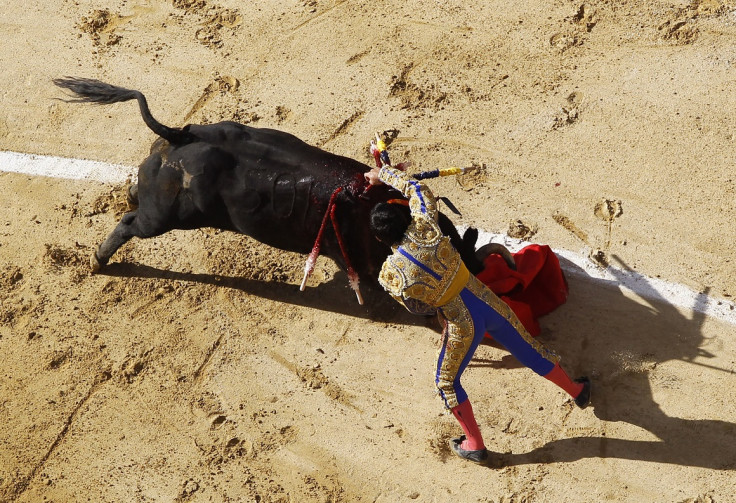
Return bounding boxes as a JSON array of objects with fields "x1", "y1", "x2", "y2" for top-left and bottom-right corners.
[{"x1": 2, "y1": 1, "x2": 736, "y2": 501}]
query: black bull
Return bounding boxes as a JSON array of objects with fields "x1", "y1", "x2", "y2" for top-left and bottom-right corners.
[{"x1": 53, "y1": 77, "x2": 487, "y2": 302}]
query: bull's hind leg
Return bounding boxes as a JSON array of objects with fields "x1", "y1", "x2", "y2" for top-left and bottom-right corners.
[{"x1": 91, "y1": 210, "x2": 147, "y2": 272}]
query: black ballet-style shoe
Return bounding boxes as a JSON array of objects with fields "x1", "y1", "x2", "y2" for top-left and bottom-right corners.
[
  {"x1": 574, "y1": 377, "x2": 592, "y2": 409},
  {"x1": 450, "y1": 436, "x2": 489, "y2": 463}
]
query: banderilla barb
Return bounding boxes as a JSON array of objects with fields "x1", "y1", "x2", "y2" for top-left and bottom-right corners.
[
  {"x1": 300, "y1": 186, "x2": 364, "y2": 305},
  {"x1": 370, "y1": 132, "x2": 480, "y2": 180}
]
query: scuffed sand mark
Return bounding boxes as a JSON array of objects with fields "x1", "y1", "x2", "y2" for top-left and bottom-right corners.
[
  {"x1": 508, "y1": 219, "x2": 538, "y2": 241},
  {"x1": 77, "y1": 9, "x2": 127, "y2": 49},
  {"x1": 426, "y1": 416, "x2": 456, "y2": 462},
  {"x1": 346, "y1": 49, "x2": 370, "y2": 65},
  {"x1": 268, "y1": 350, "x2": 359, "y2": 410},
  {"x1": 549, "y1": 3, "x2": 598, "y2": 52},
  {"x1": 553, "y1": 211, "x2": 590, "y2": 245},
  {"x1": 318, "y1": 110, "x2": 365, "y2": 147},
  {"x1": 0, "y1": 266, "x2": 24, "y2": 292},
  {"x1": 291, "y1": 0, "x2": 350, "y2": 33},
  {"x1": 388, "y1": 63, "x2": 448, "y2": 110},
  {"x1": 8, "y1": 371, "x2": 111, "y2": 501},
  {"x1": 553, "y1": 199, "x2": 623, "y2": 268},
  {"x1": 551, "y1": 92, "x2": 586, "y2": 130},
  {"x1": 183, "y1": 75, "x2": 240, "y2": 123},
  {"x1": 172, "y1": 0, "x2": 242, "y2": 49},
  {"x1": 172, "y1": 0, "x2": 207, "y2": 14},
  {"x1": 594, "y1": 198, "x2": 623, "y2": 247},
  {"x1": 655, "y1": 0, "x2": 734, "y2": 45},
  {"x1": 658, "y1": 19, "x2": 699, "y2": 44}
]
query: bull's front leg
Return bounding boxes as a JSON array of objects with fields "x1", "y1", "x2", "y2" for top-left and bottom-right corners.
[{"x1": 91, "y1": 210, "x2": 140, "y2": 272}]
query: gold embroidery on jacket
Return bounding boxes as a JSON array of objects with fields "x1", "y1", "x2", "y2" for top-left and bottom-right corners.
[
  {"x1": 435, "y1": 295, "x2": 474, "y2": 410},
  {"x1": 378, "y1": 235, "x2": 463, "y2": 307}
]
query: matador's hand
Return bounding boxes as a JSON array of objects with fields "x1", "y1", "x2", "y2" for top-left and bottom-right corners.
[{"x1": 364, "y1": 166, "x2": 383, "y2": 186}]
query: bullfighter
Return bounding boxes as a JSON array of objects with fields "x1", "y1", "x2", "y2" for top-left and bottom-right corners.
[{"x1": 364, "y1": 163, "x2": 591, "y2": 463}]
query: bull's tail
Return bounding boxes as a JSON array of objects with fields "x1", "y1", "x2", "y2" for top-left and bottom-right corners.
[{"x1": 53, "y1": 77, "x2": 194, "y2": 145}]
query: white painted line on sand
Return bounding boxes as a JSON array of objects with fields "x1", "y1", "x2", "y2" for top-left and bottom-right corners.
[
  {"x1": 473, "y1": 230, "x2": 736, "y2": 326},
  {"x1": 3, "y1": 149, "x2": 735, "y2": 326},
  {"x1": 0, "y1": 150, "x2": 135, "y2": 184}
]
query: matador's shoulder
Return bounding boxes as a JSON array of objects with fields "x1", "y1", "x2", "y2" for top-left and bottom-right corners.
[{"x1": 378, "y1": 256, "x2": 405, "y2": 298}]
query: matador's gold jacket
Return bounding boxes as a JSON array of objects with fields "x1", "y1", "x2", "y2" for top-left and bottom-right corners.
[{"x1": 377, "y1": 166, "x2": 470, "y2": 313}]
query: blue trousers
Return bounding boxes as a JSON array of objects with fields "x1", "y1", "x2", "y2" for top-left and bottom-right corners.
[{"x1": 435, "y1": 275, "x2": 559, "y2": 409}]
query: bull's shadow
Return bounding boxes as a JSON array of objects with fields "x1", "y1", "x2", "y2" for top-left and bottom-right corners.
[
  {"x1": 496, "y1": 254, "x2": 736, "y2": 470},
  {"x1": 100, "y1": 261, "x2": 427, "y2": 326}
]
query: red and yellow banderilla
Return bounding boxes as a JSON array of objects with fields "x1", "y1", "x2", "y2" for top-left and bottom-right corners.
[{"x1": 371, "y1": 132, "x2": 478, "y2": 180}]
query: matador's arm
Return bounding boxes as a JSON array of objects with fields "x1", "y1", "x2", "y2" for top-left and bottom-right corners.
[{"x1": 377, "y1": 165, "x2": 439, "y2": 223}]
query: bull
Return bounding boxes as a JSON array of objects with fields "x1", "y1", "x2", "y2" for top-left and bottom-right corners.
[{"x1": 53, "y1": 77, "x2": 509, "y2": 304}]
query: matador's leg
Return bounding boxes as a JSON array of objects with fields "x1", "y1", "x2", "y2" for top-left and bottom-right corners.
[
  {"x1": 435, "y1": 297, "x2": 487, "y2": 453},
  {"x1": 465, "y1": 277, "x2": 589, "y2": 404}
]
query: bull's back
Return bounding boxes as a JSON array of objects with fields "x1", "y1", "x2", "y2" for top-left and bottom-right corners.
[{"x1": 186, "y1": 122, "x2": 369, "y2": 253}]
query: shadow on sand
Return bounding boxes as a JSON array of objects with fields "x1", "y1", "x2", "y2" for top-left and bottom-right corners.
[
  {"x1": 102, "y1": 254, "x2": 736, "y2": 470},
  {"x1": 101, "y1": 261, "x2": 431, "y2": 326},
  {"x1": 496, "y1": 255, "x2": 736, "y2": 470}
]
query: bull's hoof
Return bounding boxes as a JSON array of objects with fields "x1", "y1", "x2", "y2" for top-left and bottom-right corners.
[
  {"x1": 126, "y1": 184, "x2": 139, "y2": 210},
  {"x1": 90, "y1": 252, "x2": 102, "y2": 273}
]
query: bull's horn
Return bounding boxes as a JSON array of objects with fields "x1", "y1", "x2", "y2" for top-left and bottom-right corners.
[{"x1": 475, "y1": 243, "x2": 516, "y2": 271}]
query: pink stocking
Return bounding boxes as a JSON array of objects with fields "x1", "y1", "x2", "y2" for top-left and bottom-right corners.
[
  {"x1": 451, "y1": 399, "x2": 485, "y2": 451},
  {"x1": 544, "y1": 362, "x2": 584, "y2": 398}
]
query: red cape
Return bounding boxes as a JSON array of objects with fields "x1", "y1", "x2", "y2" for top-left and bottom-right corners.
[{"x1": 476, "y1": 244, "x2": 568, "y2": 337}]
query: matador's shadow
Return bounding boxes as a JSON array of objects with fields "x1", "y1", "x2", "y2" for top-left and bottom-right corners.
[{"x1": 496, "y1": 254, "x2": 736, "y2": 470}]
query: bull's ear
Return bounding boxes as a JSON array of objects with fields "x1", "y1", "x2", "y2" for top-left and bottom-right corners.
[{"x1": 462, "y1": 227, "x2": 479, "y2": 249}]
